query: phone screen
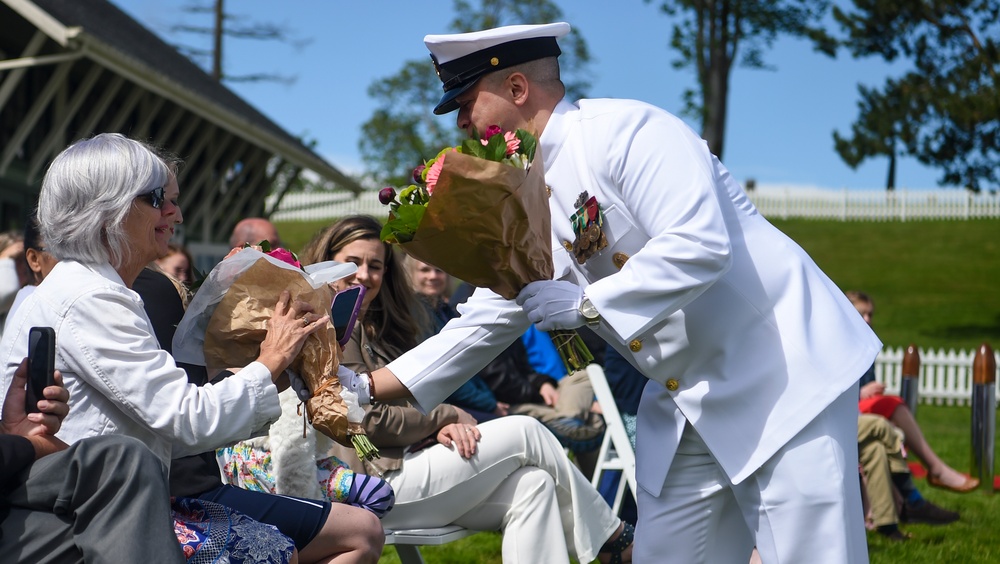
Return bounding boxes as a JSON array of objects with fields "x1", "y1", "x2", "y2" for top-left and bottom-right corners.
[
  {"x1": 331, "y1": 285, "x2": 365, "y2": 346},
  {"x1": 26, "y1": 327, "x2": 56, "y2": 414}
]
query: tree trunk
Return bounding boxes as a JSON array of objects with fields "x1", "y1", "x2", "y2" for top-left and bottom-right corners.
[{"x1": 702, "y1": 50, "x2": 730, "y2": 159}]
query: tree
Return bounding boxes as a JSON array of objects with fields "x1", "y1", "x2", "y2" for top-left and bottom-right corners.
[
  {"x1": 359, "y1": 0, "x2": 591, "y2": 187},
  {"x1": 170, "y1": 0, "x2": 310, "y2": 84},
  {"x1": 645, "y1": 0, "x2": 836, "y2": 159},
  {"x1": 832, "y1": 0, "x2": 999, "y2": 192}
]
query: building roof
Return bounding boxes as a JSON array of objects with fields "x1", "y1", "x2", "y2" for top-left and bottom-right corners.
[{"x1": 15, "y1": 0, "x2": 359, "y2": 194}]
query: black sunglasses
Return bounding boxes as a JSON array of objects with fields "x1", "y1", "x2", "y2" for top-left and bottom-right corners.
[{"x1": 136, "y1": 186, "x2": 166, "y2": 209}]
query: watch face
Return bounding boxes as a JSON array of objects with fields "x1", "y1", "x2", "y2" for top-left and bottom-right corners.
[{"x1": 581, "y1": 299, "x2": 599, "y2": 319}]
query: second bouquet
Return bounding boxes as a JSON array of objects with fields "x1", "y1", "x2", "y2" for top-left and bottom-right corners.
[{"x1": 380, "y1": 126, "x2": 592, "y2": 372}]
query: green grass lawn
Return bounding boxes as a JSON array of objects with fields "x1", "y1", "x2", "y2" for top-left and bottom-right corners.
[
  {"x1": 272, "y1": 216, "x2": 1000, "y2": 562},
  {"x1": 375, "y1": 405, "x2": 1000, "y2": 564}
]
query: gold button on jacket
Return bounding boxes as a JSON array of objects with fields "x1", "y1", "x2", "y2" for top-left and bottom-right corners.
[
  {"x1": 666, "y1": 378, "x2": 679, "y2": 391},
  {"x1": 629, "y1": 339, "x2": 642, "y2": 352}
]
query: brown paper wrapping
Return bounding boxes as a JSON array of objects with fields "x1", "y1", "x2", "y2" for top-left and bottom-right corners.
[
  {"x1": 203, "y1": 257, "x2": 366, "y2": 447},
  {"x1": 400, "y1": 151, "x2": 553, "y2": 299}
]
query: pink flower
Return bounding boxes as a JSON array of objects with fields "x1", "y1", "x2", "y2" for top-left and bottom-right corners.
[
  {"x1": 484, "y1": 125, "x2": 503, "y2": 139},
  {"x1": 266, "y1": 248, "x2": 302, "y2": 269},
  {"x1": 503, "y1": 131, "x2": 520, "y2": 156},
  {"x1": 425, "y1": 153, "x2": 446, "y2": 195}
]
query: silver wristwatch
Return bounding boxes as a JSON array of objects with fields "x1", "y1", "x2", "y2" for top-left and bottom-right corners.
[{"x1": 579, "y1": 296, "x2": 601, "y2": 328}]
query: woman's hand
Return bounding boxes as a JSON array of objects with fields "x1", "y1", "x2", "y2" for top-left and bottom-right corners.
[
  {"x1": 493, "y1": 401, "x2": 510, "y2": 417},
  {"x1": 257, "y1": 290, "x2": 329, "y2": 381},
  {"x1": 539, "y1": 382, "x2": 559, "y2": 407},
  {"x1": 452, "y1": 406, "x2": 478, "y2": 427},
  {"x1": 437, "y1": 422, "x2": 480, "y2": 459},
  {"x1": 859, "y1": 381, "x2": 884, "y2": 400}
]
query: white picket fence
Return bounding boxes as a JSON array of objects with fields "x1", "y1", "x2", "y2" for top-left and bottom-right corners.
[
  {"x1": 875, "y1": 346, "x2": 1000, "y2": 406},
  {"x1": 267, "y1": 190, "x2": 384, "y2": 222},
  {"x1": 747, "y1": 187, "x2": 1000, "y2": 221},
  {"x1": 265, "y1": 186, "x2": 1000, "y2": 223}
]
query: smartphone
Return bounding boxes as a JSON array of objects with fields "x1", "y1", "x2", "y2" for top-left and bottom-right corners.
[
  {"x1": 331, "y1": 285, "x2": 366, "y2": 347},
  {"x1": 25, "y1": 327, "x2": 56, "y2": 414}
]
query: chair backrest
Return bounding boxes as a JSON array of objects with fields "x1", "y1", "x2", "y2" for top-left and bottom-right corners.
[{"x1": 586, "y1": 363, "x2": 637, "y2": 513}]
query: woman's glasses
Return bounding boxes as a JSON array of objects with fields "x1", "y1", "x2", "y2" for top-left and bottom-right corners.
[{"x1": 136, "y1": 186, "x2": 166, "y2": 209}]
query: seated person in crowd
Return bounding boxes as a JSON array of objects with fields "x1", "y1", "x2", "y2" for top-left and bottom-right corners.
[
  {"x1": 848, "y1": 291, "x2": 978, "y2": 493},
  {"x1": 4, "y1": 215, "x2": 58, "y2": 329},
  {"x1": 408, "y1": 257, "x2": 509, "y2": 422},
  {"x1": 858, "y1": 413, "x2": 958, "y2": 542},
  {"x1": 0, "y1": 231, "x2": 27, "y2": 332},
  {"x1": 260, "y1": 215, "x2": 634, "y2": 564},
  {"x1": 0, "y1": 357, "x2": 185, "y2": 563},
  {"x1": 154, "y1": 243, "x2": 195, "y2": 287},
  {"x1": 230, "y1": 217, "x2": 282, "y2": 249},
  {"x1": 0, "y1": 133, "x2": 384, "y2": 563}
]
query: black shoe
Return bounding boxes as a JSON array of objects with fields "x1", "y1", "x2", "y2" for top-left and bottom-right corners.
[
  {"x1": 876, "y1": 525, "x2": 911, "y2": 541},
  {"x1": 900, "y1": 500, "x2": 960, "y2": 525},
  {"x1": 544, "y1": 416, "x2": 605, "y2": 453}
]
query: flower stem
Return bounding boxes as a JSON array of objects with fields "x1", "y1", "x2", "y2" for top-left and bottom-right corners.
[
  {"x1": 352, "y1": 434, "x2": 380, "y2": 461},
  {"x1": 548, "y1": 330, "x2": 595, "y2": 374}
]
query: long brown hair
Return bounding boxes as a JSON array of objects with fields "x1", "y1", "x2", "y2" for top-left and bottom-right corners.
[{"x1": 300, "y1": 215, "x2": 421, "y2": 355}]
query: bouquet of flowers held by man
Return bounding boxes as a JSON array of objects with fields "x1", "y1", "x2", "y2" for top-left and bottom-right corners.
[
  {"x1": 380, "y1": 125, "x2": 592, "y2": 372},
  {"x1": 173, "y1": 242, "x2": 379, "y2": 460}
]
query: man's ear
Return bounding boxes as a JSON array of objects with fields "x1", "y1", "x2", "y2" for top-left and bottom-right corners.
[{"x1": 507, "y1": 72, "x2": 530, "y2": 107}]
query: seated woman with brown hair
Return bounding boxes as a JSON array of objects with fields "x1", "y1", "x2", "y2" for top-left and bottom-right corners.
[{"x1": 276, "y1": 215, "x2": 633, "y2": 564}]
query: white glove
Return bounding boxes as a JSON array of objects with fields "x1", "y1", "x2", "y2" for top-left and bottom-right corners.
[
  {"x1": 516, "y1": 280, "x2": 585, "y2": 331},
  {"x1": 338, "y1": 364, "x2": 371, "y2": 405}
]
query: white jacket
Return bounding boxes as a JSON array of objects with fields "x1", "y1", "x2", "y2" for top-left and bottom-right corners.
[
  {"x1": 0, "y1": 260, "x2": 280, "y2": 465},
  {"x1": 390, "y1": 98, "x2": 881, "y2": 493}
]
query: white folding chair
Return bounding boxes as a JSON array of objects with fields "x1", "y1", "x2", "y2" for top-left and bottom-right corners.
[
  {"x1": 384, "y1": 525, "x2": 476, "y2": 564},
  {"x1": 586, "y1": 363, "x2": 638, "y2": 515}
]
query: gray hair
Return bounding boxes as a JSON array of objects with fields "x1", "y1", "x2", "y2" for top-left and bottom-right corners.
[{"x1": 38, "y1": 133, "x2": 172, "y2": 269}]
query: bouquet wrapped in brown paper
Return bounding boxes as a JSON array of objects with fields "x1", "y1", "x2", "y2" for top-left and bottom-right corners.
[
  {"x1": 172, "y1": 249, "x2": 378, "y2": 460},
  {"x1": 380, "y1": 127, "x2": 593, "y2": 371}
]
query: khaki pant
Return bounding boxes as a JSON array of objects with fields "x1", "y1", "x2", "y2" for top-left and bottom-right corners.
[{"x1": 858, "y1": 413, "x2": 908, "y2": 527}]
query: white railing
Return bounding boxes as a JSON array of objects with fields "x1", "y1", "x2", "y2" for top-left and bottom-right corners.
[
  {"x1": 747, "y1": 187, "x2": 1000, "y2": 221},
  {"x1": 875, "y1": 346, "x2": 1000, "y2": 406},
  {"x1": 266, "y1": 187, "x2": 1000, "y2": 223},
  {"x1": 267, "y1": 191, "x2": 385, "y2": 222}
]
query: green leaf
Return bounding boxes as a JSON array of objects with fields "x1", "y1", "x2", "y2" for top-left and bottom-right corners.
[
  {"x1": 380, "y1": 203, "x2": 426, "y2": 243},
  {"x1": 516, "y1": 129, "x2": 537, "y2": 162}
]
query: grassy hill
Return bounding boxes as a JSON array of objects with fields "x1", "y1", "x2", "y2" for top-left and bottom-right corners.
[{"x1": 278, "y1": 217, "x2": 1000, "y2": 352}]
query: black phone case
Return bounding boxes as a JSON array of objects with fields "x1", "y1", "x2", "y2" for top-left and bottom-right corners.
[{"x1": 25, "y1": 327, "x2": 56, "y2": 414}]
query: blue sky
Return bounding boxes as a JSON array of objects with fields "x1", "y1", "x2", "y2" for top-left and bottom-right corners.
[{"x1": 111, "y1": 0, "x2": 948, "y2": 191}]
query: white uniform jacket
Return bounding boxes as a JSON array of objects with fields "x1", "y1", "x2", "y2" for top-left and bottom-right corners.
[
  {"x1": 0, "y1": 260, "x2": 280, "y2": 465},
  {"x1": 390, "y1": 98, "x2": 881, "y2": 494}
]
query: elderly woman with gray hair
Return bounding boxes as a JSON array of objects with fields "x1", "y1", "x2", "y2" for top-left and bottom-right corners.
[{"x1": 0, "y1": 133, "x2": 384, "y2": 563}]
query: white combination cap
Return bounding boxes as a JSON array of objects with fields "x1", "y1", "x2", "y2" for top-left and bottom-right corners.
[{"x1": 424, "y1": 22, "x2": 571, "y2": 114}]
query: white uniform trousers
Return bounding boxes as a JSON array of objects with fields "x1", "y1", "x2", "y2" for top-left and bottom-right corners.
[
  {"x1": 381, "y1": 415, "x2": 620, "y2": 564},
  {"x1": 635, "y1": 386, "x2": 867, "y2": 563}
]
